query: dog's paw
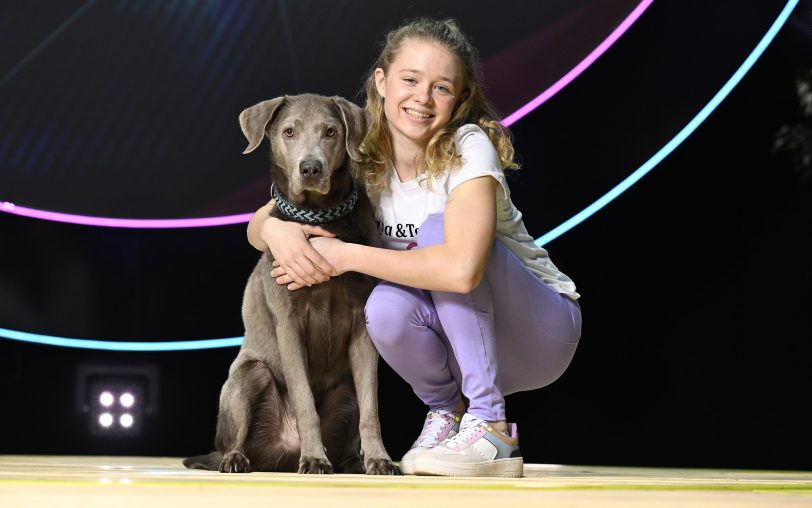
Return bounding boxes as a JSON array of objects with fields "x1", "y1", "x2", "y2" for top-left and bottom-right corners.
[
  {"x1": 297, "y1": 456, "x2": 333, "y2": 474},
  {"x1": 219, "y1": 451, "x2": 251, "y2": 473},
  {"x1": 364, "y1": 458, "x2": 402, "y2": 475}
]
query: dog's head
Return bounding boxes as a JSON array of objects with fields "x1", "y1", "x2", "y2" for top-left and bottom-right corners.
[{"x1": 239, "y1": 94, "x2": 368, "y2": 201}]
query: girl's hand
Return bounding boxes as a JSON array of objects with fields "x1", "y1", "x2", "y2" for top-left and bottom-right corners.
[
  {"x1": 261, "y1": 217, "x2": 338, "y2": 287},
  {"x1": 271, "y1": 236, "x2": 347, "y2": 290},
  {"x1": 308, "y1": 236, "x2": 347, "y2": 274}
]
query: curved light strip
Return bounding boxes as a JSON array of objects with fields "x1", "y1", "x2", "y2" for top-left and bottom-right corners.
[
  {"x1": 0, "y1": 0, "x2": 653, "y2": 229},
  {"x1": 0, "y1": 327, "x2": 243, "y2": 351},
  {"x1": 0, "y1": 202, "x2": 254, "y2": 228},
  {"x1": 535, "y1": 0, "x2": 798, "y2": 247},
  {"x1": 0, "y1": 0, "x2": 796, "y2": 351}
]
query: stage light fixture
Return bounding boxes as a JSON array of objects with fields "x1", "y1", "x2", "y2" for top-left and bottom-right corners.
[
  {"x1": 120, "y1": 393, "x2": 134, "y2": 408},
  {"x1": 76, "y1": 364, "x2": 158, "y2": 437}
]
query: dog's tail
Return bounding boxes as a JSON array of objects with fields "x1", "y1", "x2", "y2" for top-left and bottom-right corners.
[{"x1": 183, "y1": 451, "x2": 222, "y2": 470}]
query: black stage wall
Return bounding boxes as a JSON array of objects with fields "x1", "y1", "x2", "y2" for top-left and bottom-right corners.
[{"x1": 1, "y1": 0, "x2": 810, "y2": 470}]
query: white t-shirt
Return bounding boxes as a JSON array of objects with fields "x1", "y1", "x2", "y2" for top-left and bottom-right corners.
[{"x1": 370, "y1": 124, "x2": 579, "y2": 300}]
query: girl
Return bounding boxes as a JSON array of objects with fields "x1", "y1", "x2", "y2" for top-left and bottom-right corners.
[{"x1": 247, "y1": 18, "x2": 581, "y2": 478}]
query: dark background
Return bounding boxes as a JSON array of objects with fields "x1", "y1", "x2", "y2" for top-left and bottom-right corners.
[{"x1": 1, "y1": 0, "x2": 810, "y2": 470}]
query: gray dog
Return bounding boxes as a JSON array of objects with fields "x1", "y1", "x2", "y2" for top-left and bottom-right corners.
[{"x1": 184, "y1": 94, "x2": 399, "y2": 475}]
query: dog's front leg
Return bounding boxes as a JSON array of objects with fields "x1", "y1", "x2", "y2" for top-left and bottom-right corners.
[
  {"x1": 215, "y1": 355, "x2": 273, "y2": 473},
  {"x1": 276, "y1": 320, "x2": 332, "y2": 474},
  {"x1": 349, "y1": 320, "x2": 401, "y2": 475}
]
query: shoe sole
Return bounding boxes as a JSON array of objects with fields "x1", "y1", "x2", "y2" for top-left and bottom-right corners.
[
  {"x1": 400, "y1": 425, "x2": 459, "y2": 476},
  {"x1": 398, "y1": 459, "x2": 415, "y2": 475},
  {"x1": 413, "y1": 457, "x2": 523, "y2": 478}
]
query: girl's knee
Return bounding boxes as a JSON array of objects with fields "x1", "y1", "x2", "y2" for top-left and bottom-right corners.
[{"x1": 364, "y1": 283, "x2": 434, "y2": 350}]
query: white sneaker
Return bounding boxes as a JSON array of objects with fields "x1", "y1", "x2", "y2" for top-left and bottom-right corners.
[
  {"x1": 413, "y1": 413, "x2": 523, "y2": 477},
  {"x1": 398, "y1": 409, "x2": 461, "y2": 475}
]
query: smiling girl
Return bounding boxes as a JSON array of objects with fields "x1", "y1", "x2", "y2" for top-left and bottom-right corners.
[{"x1": 248, "y1": 18, "x2": 581, "y2": 477}]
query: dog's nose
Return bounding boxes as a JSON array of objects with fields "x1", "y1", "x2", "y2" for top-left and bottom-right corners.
[{"x1": 299, "y1": 160, "x2": 323, "y2": 177}]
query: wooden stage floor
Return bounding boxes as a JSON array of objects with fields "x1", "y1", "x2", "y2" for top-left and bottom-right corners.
[{"x1": 1, "y1": 455, "x2": 810, "y2": 507}]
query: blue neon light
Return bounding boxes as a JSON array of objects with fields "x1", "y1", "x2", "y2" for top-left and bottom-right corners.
[
  {"x1": 0, "y1": 327, "x2": 243, "y2": 351},
  {"x1": 0, "y1": 1, "x2": 798, "y2": 351}
]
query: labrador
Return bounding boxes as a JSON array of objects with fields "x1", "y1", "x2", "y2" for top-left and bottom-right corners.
[{"x1": 184, "y1": 94, "x2": 398, "y2": 475}]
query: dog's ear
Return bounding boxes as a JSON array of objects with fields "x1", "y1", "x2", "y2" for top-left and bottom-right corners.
[
  {"x1": 332, "y1": 97, "x2": 369, "y2": 162},
  {"x1": 239, "y1": 97, "x2": 287, "y2": 154}
]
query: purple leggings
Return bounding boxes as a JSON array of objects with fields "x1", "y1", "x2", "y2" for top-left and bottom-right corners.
[{"x1": 364, "y1": 214, "x2": 582, "y2": 422}]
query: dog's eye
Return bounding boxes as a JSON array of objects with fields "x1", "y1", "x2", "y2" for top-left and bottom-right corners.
[
  {"x1": 284, "y1": 128, "x2": 294, "y2": 137},
  {"x1": 325, "y1": 127, "x2": 337, "y2": 138}
]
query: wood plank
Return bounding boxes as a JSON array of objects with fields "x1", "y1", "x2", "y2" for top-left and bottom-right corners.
[{"x1": 1, "y1": 455, "x2": 810, "y2": 508}]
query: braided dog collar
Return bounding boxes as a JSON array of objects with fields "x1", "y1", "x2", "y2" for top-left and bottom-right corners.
[{"x1": 271, "y1": 182, "x2": 358, "y2": 224}]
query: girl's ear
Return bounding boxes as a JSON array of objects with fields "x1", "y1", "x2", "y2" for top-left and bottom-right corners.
[{"x1": 374, "y1": 68, "x2": 386, "y2": 98}]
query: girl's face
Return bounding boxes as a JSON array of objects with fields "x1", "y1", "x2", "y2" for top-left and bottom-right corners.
[{"x1": 375, "y1": 39, "x2": 463, "y2": 151}]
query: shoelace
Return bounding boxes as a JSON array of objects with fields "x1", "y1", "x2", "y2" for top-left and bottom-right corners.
[
  {"x1": 440, "y1": 415, "x2": 486, "y2": 450},
  {"x1": 416, "y1": 411, "x2": 456, "y2": 447}
]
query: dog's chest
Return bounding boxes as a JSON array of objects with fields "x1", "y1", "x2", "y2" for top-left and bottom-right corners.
[{"x1": 292, "y1": 282, "x2": 365, "y2": 386}]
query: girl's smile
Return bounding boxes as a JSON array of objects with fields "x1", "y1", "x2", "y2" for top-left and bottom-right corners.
[{"x1": 403, "y1": 108, "x2": 434, "y2": 120}]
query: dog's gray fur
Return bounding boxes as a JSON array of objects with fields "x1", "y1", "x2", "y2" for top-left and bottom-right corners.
[{"x1": 184, "y1": 94, "x2": 398, "y2": 475}]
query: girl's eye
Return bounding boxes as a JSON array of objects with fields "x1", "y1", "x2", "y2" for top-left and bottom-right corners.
[
  {"x1": 403, "y1": 77, "x2": 417, "y2": 85},
  {"x1": 284, "y1": 128, "x2": 294, "y2": 137},
  {"x1": 435, "y1": 85, "x2": 453, "y2": 96},
  {"x1": 325, "y1": 127, "x2": 337, "y2": 137}
]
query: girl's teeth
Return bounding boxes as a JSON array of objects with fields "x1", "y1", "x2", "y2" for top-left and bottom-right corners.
[{"x1": 406, "y1": 109, "x2": 431, "y2": 119}]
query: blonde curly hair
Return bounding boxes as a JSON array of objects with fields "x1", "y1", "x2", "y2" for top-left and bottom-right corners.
[{"x1": 359, "y1": 17, "x2": 519, "y2": 193}]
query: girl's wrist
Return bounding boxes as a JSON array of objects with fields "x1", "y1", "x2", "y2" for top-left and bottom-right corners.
[
  {"x1": 259, "y1": 216, "x2": 281, "y2": 250},
  {"x1": 338, "y1": 241, "x2": 358, "y2": 274}
]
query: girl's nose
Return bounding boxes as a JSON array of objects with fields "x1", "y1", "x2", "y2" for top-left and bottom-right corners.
[{"x1": 415, "y1": 87, "x2": 433, "y2": 104}]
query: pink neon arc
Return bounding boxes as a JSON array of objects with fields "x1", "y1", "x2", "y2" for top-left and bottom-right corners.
[
  {"x1": 0, "y1": 0, "x2": 653, "y2": 229},
  {"x1": 1, "y1": 201, "x2": 253, "y2": 228},
  {"x1": 501, "y1": 0, "x2": 653, "y2": 127}
]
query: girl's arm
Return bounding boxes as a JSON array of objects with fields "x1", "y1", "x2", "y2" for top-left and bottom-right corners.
[
  {"x1": 247, "y1": 199, "x2": 338, "y2": 286},
  {"x1": 246, "y1": 199, "x2": 276, "y2": 251},
  {"x1": 282, "y1": 176, "x2": 498, "y2": 293}
]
